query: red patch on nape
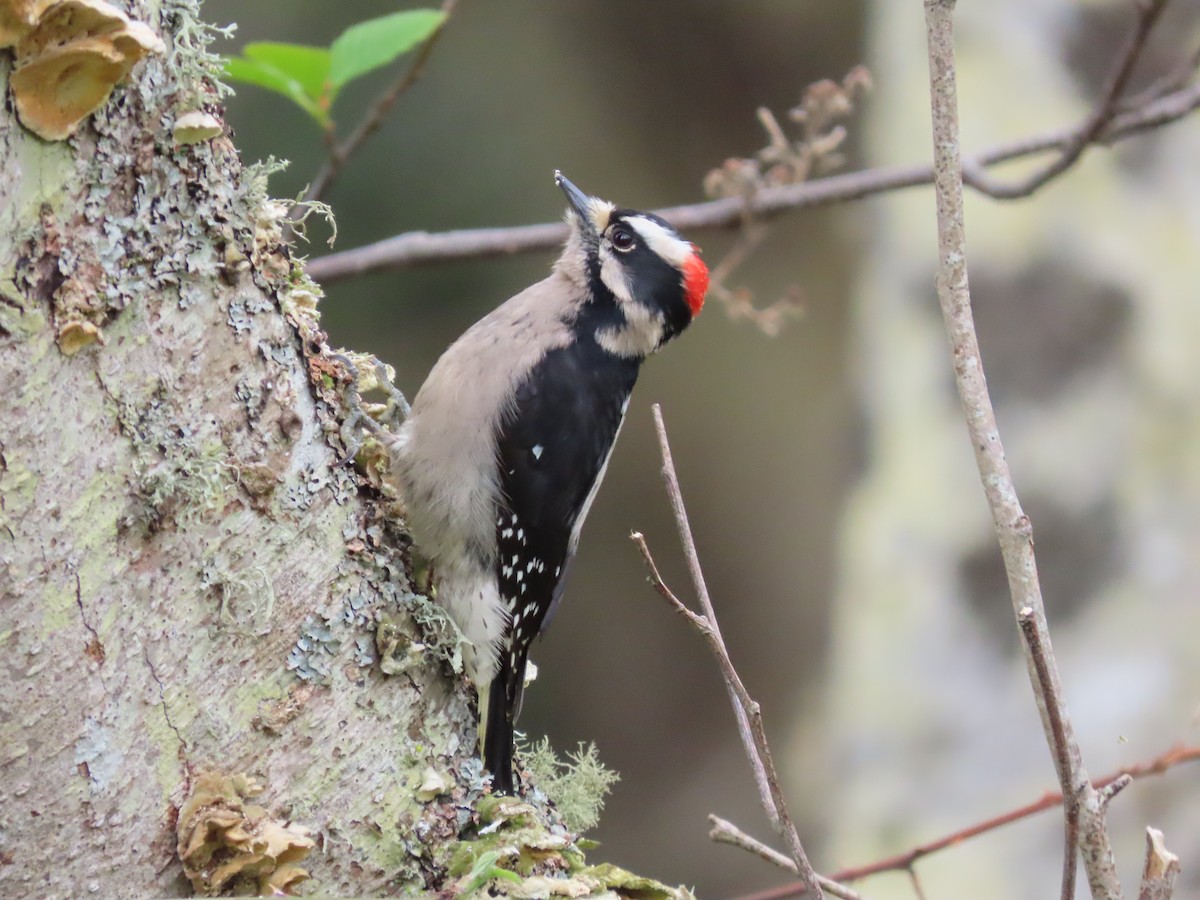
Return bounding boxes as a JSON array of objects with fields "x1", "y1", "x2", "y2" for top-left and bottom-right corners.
[{"x1": 681, "y1": 247, "x2": 709, "y2": 317}]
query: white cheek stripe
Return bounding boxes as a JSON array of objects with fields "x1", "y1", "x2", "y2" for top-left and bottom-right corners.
[
  {"x1": 599, "y1": 250, "x2": 635, "y2": 305},
  {"x1": 625, "y1": 215, "x2": 692, "y2": 267}
]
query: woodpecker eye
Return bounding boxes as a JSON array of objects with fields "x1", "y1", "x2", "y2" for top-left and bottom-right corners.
[{"x1": 610, "y1": 228, "x2": 636, "y2": 252}]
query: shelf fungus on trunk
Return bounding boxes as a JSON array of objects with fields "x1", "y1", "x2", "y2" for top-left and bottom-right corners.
[{"x1": 2, "y1": 0, "x2": 164, "y2": 141}]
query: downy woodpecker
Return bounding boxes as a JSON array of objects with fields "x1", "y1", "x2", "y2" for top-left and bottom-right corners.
[{"x1": 391, "y1": 172, "x2": 708, "y2": 793}]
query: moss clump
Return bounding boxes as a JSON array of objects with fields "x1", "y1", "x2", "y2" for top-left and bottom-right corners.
[
  {"x1": 446, "y1": 795, "x2": 692, "y2": 899},
  {"x1": 522, "y1": 739, "x2": 619, "y2": 834}
]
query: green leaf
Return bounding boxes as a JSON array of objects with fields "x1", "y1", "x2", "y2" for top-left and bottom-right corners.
[
  {"x1": 243, "y1": 43, "x2": 332, "y2": 105},
  {"x1": 224, "y1": 43, "x2": 332, "y2": 126},
  {"x1": 329, "y1": 9, "x2": 445, "y2": 91}
]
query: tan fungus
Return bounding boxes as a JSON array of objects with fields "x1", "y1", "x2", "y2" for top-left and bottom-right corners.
[
  {"x1": 0, "y1": 0, "x2": 55, "y2": 47},
  {"x1": 6, "y1": 0, "x2": 164, "y2": 141}
]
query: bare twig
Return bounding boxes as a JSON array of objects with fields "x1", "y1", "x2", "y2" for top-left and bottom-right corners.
[
  {"x1": 630, "y1": 532, "x2": 707, "y2": 632},
  {"x1": 736, "y1": 745, "x2": 1200, "y2": 900},
  {"x1": 963, "y1": 0, "x2": 1169, "y2": 198},
  {"x1": 634, "y1": 404, "x2": 826, "y2": 900},
  {"x1": 1138, "y1": 828, "x2": 1180, "y2": 900},
  {"x1": 710, "y1": 814, "x2": 797, "y2": 873},
  {"x1": 1016, "y1": 608, "x2": 1081, "y2": 899},
  {"x1": 906, "y1": 870, "x2": 929, "y2": 900},
  {"x1": 631, "y1": 529, "x2": 774, "y2": 829},
  {"x1": 305, "y1": 80, "x2": 1200, "y2": 282},
  {"x1": 301, "y1": 0, "x2": 459, "y2": 206},
  {"x1": 708, "y1": 816, "x2": 868, "y2": 900},
  {"x1": 1121, "y1": 41, "x2": 1200, "y2": 111},
  {"x1": 922, "y1": 2, "x2": 1121, "y2": 898},
  {"x1": 705, "y1": 223, "x2": 803, "y2": 336}
]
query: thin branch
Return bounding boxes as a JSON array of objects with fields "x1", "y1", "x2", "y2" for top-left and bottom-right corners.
[
  {"x1": 923, "y1": 2, "x2": 1120, "y2": 898},
  {"x1": 1016, "y1": 608, "x2": 1081, "y2": 899},
  {"x1": 301, "y1": 0, "x2": 459, "y2": 206},
  {"x1": 705, "y1": 223, "x2": 803, "y2": 336},
  {"x1": 906, "y1": 870, "x2": 929, "y2": 900},
  {"x1": 636, "y1": 404, "x2": 827, "y2": 900},
  {"x1": 1120, "y1": 41, "x2": 1200, "y2": 111},
  {"x1": 735, "y1": 745, "x2": 1200, "y2": 900},
  {"x1": 304, "y1": 80, "x2": 1200, "y2": 282},
  {"x1": 963, "y1": 0, "x2": 1169, "y2": 198},
  {"x1": 630, "y1": 531, "x2": 708, "y2": 632},
  {"x1": 709, "y1": 816, "x2": 868, "y2": 900},
  {"x1": 710, "y1": 815, "x2": 797, "y2": 874},
  {"x1": 631, "y1": 531, "x2": 774, "y2": 832}
]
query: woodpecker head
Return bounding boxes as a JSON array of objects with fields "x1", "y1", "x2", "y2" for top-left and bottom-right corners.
[{"x1": 553, "y1": 170, "x2": 708, "y2": 358}]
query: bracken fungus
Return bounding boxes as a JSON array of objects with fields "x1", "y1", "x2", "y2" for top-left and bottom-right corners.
[{"x1": 3, "y1": 0, "x2": 163, "y2": 140}]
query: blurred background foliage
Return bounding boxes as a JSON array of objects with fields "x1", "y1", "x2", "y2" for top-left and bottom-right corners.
[{"x1": 204, "y1": 1, "x2": 1200, "y2": 897}]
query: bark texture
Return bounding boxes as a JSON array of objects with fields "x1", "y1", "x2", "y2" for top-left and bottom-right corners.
[{"x1": 0, "y1": 1, "x2": 484, "y2": 895}]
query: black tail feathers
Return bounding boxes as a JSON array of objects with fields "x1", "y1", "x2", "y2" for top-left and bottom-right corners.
[{"x1": 483, "y1": 666, "x2": 516, "y2": 794}]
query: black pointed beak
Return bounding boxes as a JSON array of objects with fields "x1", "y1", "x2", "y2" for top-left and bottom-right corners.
[{"x1": 554, "y1": 170, "x2": 596, "y2": 235}]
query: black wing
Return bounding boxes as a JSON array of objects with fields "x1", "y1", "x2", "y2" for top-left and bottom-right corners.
[
  {"x1": 496, "y1": 342, "x2": 638, "y2": 668},
  {"x1": 483, "y1": 342, "x2": 638, "y2": 792}
]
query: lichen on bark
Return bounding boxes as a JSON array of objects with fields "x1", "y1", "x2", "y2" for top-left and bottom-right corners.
[{"x1": 0, "y1": 0, "x2": 485, "y2": 894}]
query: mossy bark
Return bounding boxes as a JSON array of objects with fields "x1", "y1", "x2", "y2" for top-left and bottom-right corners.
[{"x1": 0, "y1": 2, "x2": 478, "y2": 895}]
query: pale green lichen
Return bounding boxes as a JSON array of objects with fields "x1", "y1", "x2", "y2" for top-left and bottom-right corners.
[
  {"x1": 285, "y1": 196, "x2": 336, "y2": 247},
  {"x1": 408, "y1": 591, "x2": 467, "y2": 675},
  {"x1": 284, "y1": 527, "x2": 426, "y2": 683},
  {"x1": 232, "y1": 673, "x2": 299, "y2": 731},
  {"x1": 375, "y1": 613, "x2": 424, "y2": 676},
  {"x1": 285, "y1": 614, "x2": 341, "y2": 683},
  {"x1": 242, "y1": 155, "x2": 289, "y2": 210},
  {"x1": 163, "y1": 0, "x2": 237, "y2": 102},
  {"x1": 200, "y1": 558, "x2": 276, "y2": 634},
  {"x1": 521, "y1": 739, "x2": 619, "y2": 834}
]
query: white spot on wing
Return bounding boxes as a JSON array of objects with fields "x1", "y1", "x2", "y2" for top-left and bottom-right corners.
[{"x1": 532, "y1": 444, "x2": 543, "y2": 460}]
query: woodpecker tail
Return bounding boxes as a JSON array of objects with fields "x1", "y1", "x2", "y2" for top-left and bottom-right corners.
[{"x1": 483, "y1": 666, "x2": 516, "y2": 794}]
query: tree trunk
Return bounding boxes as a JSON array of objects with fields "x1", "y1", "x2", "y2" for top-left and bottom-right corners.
[{"x1": 0, "y1": 3, "x2": 615, "y2": 897}]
